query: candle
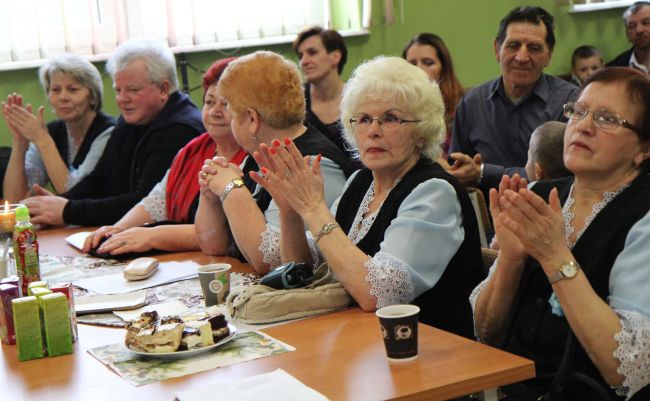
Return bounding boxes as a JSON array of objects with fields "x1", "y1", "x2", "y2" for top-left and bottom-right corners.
[{"x1": 0, "y1": 202, "x2": 16, "y2": 233}]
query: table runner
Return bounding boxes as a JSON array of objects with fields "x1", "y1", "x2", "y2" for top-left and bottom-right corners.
[{"x1": 88, "y1": 331, "x2": 294, "y2": 386}]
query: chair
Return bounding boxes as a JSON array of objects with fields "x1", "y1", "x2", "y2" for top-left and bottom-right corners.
[
  {"x1": 467, "y1": 187, "x2": 492, "y2": 248},
  {"x1": 481, "y1": 248, "x2": 498, "y2": 271}
]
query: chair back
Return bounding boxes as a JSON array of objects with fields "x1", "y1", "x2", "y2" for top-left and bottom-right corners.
[{"x1": 467, "y1": 187, "x2": 492, "y2": 248}]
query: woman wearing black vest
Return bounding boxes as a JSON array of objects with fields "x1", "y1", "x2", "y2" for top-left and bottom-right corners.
[
  {"x1": 472, "y1": 68, "x2": 650, "y2": 400},
  {"x1": 251, "y1": 56, "x2": 484, "y2": 338},
  {"x1": 196, "y1": 51, "x2": 355, "y2": 275},
  {"x1": 2, "y1": 54, "x2": 114, "y2": 203}
]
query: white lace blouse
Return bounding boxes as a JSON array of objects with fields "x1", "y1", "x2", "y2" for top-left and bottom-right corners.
[
  {"x1": 469, "y1": 184, "x2": 650, "y2": 399},
  {"x1": 260, "y1": 170, "x2": 465, "y2": 310}
]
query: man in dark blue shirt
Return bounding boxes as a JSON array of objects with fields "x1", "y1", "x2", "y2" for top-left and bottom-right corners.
[{"x1": 448, "y1": 6, "x2": 578, "y2": 193}]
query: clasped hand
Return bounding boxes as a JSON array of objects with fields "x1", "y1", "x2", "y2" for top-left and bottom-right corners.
[
  {"x1": 250, "y1": 137, "x2": 325, "y2": 218},
  {"x1": 490, "y1": 174, "x2": 565, "y2": 265},
  {"x1": 198, "y1": 156, "x2": 243, "y2": 200}
]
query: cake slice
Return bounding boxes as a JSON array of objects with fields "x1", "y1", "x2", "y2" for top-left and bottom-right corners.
[
  {"x1": 203, "y1": 313, "x2": 230, "y2": 342},
  {"x1": 125, "y1": 312, "x2": 184, "y2": 353},
  {"x1": 180, "y1": 320, "x2": 214, "y2": 350}
]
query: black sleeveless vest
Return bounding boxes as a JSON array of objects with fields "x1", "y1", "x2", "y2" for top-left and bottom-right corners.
[
  {"x1": 504, "y1": 173, "x2": 650, "y2": 400},
  {"x1": 49, "y1": 111, "x2": 115, "y2": 169},
  {"x1": 227, "y1": 124, "x2": 357, "y2": 261},
  {"x1": 335, "y1": 158, "x2": 485, "y2": 338}
]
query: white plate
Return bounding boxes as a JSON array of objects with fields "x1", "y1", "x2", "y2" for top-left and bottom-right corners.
[{"x1": 128, "y1": 324, "x2": 237, "y2": 359}]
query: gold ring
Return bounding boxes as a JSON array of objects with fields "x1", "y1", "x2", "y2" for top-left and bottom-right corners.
[{"x1": 201, "y1": 172, "x2": 208, "y2": 179}]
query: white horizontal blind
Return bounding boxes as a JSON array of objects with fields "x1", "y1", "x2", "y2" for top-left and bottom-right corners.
[{"x1": 0, "y1": 0, "x2": 332, "y2": 67}]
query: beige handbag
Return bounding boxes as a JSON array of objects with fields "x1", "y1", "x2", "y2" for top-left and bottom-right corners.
[{"x1": 226, "y1": 263, "x2": 353, "y2": 324}]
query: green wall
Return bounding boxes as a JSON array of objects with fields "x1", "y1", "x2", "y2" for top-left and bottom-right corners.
[{"x1": 0, "y1": 0, "x2": 630, "y2": 146}]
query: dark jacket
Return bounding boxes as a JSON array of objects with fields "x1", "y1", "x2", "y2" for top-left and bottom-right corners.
[
  {"x1": 606, "y1": 48, "x2": 634, "y2": 67},
  {"x1": 62, "y1": 91, "x2": 204, "y2": 226}
]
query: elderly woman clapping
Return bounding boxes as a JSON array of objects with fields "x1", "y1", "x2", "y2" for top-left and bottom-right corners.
[
  {"x1": 472, "y1": 67, "x2": 650, "y2": 400},
  {"x1": 252, "y1": 56, "x2": 484, "y2": 338},
  {"x1": 2, "y1": 54, "x2": 114, "y2": 202}
]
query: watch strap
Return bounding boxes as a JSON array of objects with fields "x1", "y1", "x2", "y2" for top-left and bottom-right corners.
[
  {"x1": 313, "y1": 222, "x2": 339, "y2": 243},
  {"x1": 220, "y1": 178, "x2": 244, "y2": 202}
]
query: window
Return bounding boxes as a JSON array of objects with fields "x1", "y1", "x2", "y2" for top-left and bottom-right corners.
[
  {"x1": 568, "y1": 0, "x2": 636, "y2": 13},
  {"x1": 0, "y1": 0, "x2": 364, "y2": 71}
]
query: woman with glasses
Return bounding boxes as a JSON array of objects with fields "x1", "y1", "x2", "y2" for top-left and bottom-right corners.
[
  {"x1": 251, "y1": 57, "x2": 484, "y2": 338},
  {"x1": 472, "y1": 67, "x2": 650, "y2": 400}
]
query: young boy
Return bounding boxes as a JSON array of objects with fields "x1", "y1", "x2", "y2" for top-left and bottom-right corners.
[
  {"x1": 525, "y1": 121, "x2": 573, "y2": 181},
  {"x1": 569, "y1": 45, "x2": 604, "y2": 86}
]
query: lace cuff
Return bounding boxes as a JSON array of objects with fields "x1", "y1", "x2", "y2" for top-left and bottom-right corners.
[
  {"x1": 469, "y1": 278, "x2": 490, "y2": 312},
  {"x1": 613, "y1": 310, "x2": 650, "y2": 398},
  {"x1": 364, "y1": 252, "x2": 414, "y2": 309},
  {"x1": 259, "y1": 226, "x2": 282, "y2": 269},
  {"x1": 139, "y1": 180, "x2": 167, "y2": 222}
]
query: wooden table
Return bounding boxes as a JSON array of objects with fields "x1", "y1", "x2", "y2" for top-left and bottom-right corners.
[{"x1": 1, "y1": 227, "x2": 535, "y2": 401}]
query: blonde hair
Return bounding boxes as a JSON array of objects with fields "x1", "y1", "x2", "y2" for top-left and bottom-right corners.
[
  {"x1": 341, "y1": 56, "x2": 446, "y2": 161},
  {"x1": 218, "y1": 51, "x2": 305, "y2": 129}
]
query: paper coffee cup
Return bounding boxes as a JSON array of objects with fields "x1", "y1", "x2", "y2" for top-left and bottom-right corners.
[
  {"x1": 197, "y1": 263, "x2": 231, "y2": 306},
  {"x1": 376, "y1": 304, "x2": 420, "y2": 362}
]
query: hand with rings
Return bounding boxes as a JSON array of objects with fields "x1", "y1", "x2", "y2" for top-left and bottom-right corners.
[
  {"x1": 82, "y1": 225, "x2": 125, "y2": 253},
  {"x1": 250, "y1": 137, "x2": 326, "y2": 217}
]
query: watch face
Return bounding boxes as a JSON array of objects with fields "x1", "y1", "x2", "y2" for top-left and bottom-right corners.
[
  {"x1": 233, "y1": 178, "x2": 244, "y2": 187},
  {"x1": 562, "y1": 263, "x2": 578, "y2": 278}
]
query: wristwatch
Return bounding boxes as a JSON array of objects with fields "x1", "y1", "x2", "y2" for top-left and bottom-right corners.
[
  {"x1": 220, "y1": 178, "x2": 245, "y2": 202},
  {"x1": 548, "y1": 260, "x2": 580, "y2": 284}
]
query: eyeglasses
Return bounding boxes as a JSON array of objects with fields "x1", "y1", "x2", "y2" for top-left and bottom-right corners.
[
  {"x1": 349, "y1": 113, "x2": 420, "y2": 131},
  {"x1": 562, "y1": 102, "x2": 639, "y2": 133}
]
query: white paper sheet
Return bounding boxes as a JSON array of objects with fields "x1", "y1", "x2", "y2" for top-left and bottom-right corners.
[
  {"x1": 74, "y1": 261, "x2": 198, "y2": 294},
  {"x1": 113, "y1": 300, "x2": 189, "y2": 322},
  {"x1": 76, "y1": 290, "x2": 148, "y2": 314},
  {"x1": 175, "y1": 369, "x2": 329, "y2": 401},
  {"x1": 65, "y1": 231, "x2": 91, "y2": 250}
]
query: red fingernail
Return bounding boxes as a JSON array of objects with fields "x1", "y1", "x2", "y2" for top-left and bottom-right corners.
[
  {"x1": 269, "y1": 147, "x2": 276, "y2": 154},
  {"x1": 272, "y1": 139, "x2": 281, "y2": 147},
  {"x1": 284, "y1": 137, "x2": 291, "y2": 145},
  {"x1": 261, "y1": 167, "x2": 268, "y2": 174},
  {"x1": 317, "y1": 154, "x2": 322, "y2": 161}
]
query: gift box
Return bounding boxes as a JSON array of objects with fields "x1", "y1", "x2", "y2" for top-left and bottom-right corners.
[
  {"x1": 0, "y1": 283, "x2": 19, "y2": 344},
  {"x1": 12, "y1": 296, "x2": 44, "y2": 361},
  {"x1": 39, "y1": 293, "x2": 73, "y2": 357},
  {"x1": 27, "y1": 281, "x2": 48, "y2": 296},
  {"x1": 51, "y1": 282, "x2": 78, "y2": 342}
]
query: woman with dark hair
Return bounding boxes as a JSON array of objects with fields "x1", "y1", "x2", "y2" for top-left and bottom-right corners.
[
  {"x1": 292, "y1": 26, "x2": 353, "y2": 158},
  {"x1": 473, "y1": 67, "x2": 650, "y2": 400},
  {"x1": 2, "y1": 54, "x2": 115, "y2": 202},
  {"x1": 403, "y1": 33, "x2": 464, "y2": 158},
  {"x1": 83, "y1": 57, "x2": 245, "y2": 255}
]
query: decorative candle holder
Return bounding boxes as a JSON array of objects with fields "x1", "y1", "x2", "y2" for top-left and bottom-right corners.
[{"x1": 0, "y1": 202, "x2": 20, "y2": 242}]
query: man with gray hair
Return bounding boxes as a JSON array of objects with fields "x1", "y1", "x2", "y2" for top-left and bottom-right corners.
[
  {"x1": 23, "y1": 38, "x2": 204, "y2": 226},
  {"x1": 607, "y1": 1, "x2": 650, "y2": 73}
]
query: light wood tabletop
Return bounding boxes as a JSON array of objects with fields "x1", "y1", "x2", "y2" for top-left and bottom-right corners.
[{"x1": 1, "y1": 226, "x2": 535, "y2": 401}]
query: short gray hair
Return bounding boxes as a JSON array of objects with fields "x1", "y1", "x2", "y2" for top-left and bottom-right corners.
[
  {"x1": 624, "y1": 1, "x2": 650, "y2": 22},
  {"x1": 106, "y1": 38, "x2": 178, "y2": 93},
  {"x1": 340, "y1": 56, "x2": 446, "y2": 161},
  {"x1": 38, "y1": 54, "x2": 104, "y2": 111}
]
